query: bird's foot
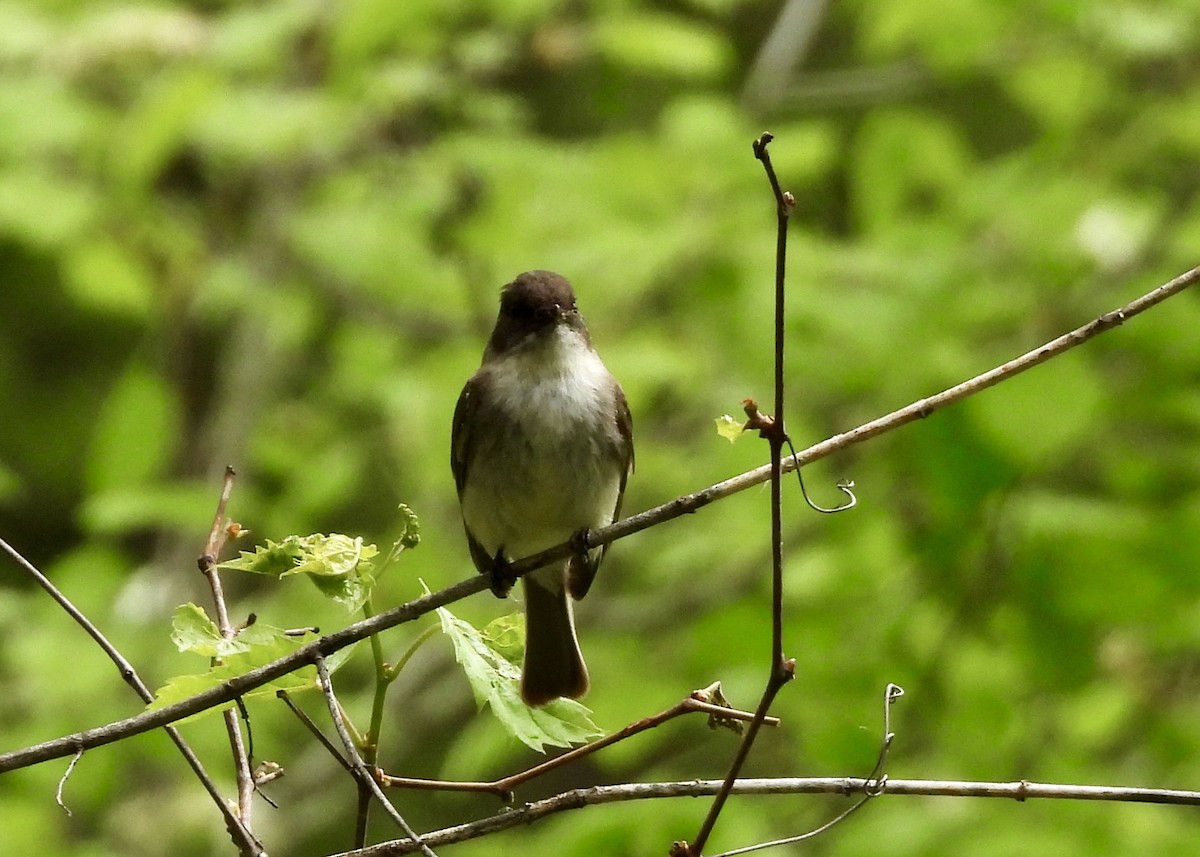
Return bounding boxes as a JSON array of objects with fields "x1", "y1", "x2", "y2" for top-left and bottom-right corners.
[{"x1": 487, "y1": 551, "x2": 517, "y2": 599}]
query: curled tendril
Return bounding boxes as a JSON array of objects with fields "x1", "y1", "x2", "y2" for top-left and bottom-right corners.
[
  {"x1": 863, "y1": 683, "x2": 904, "y2": 797},
  {"x1": 788, "y1": 438, "x2": 857, "y2": 514}
]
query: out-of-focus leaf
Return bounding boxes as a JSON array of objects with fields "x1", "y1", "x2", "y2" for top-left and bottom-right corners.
[
  {"x1": 593, "y1": 13, "x2": 731, "y2": 81},
  {"x1": 852, "y1": 109, "x2": 971, "y2": 236},
  {"x1": 0, "y1": 169, "x2": 97, "y2": 247},
  {"x1": 63, "y1": 239, "x2": 156, "y2": 318},
  {"x1": 78, "y1": 483, "x2": 220, "y2": 535},
  {"x1": 109, "y1": 68, "x2": 216, "y2": 191},
  {"x1": 85, "y1": 363, "x2": 180, "y2": 493},
  {"x1": 966, "y1": 351, "x2": 1106, "y2": 467}
]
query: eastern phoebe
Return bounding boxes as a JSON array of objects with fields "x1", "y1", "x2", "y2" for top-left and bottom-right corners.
[{"x1": 451, "y1": 270, "x2": 634, "y2": 706}]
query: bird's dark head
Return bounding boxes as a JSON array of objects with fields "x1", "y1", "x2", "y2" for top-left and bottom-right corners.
[{"x1": 485, "y1": 270, "x2": 589, "y2": 357}]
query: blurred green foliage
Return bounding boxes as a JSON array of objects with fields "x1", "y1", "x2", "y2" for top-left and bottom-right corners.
[{"x1": 1, "y1": 0, "x2": 1199, "y2": 854}]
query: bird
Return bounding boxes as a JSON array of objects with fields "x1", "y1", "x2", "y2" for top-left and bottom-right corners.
[{"x1": 451, "y1": 270, "x2": 633, "y2": 705}]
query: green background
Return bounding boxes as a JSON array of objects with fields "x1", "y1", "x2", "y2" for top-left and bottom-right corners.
[{"x1": 2, "y1": 0, "x2": 1199, "y2": 854}]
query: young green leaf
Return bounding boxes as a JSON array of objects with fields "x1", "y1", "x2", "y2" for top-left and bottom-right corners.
[
  {"x1": 285, "y1": 534, "x2": 378, "y2": 578},
  {"x1": 480, "y1": 613, "x2": 524, "y2": 664},
  {"x1": 220, "y1": 532, "x2": 383, "y2": 613},
  {"x1": 394, "y1": 503, "x2": 421, "y2": 551},
  {"x1": 715, "y1": 414, "x2": 745, "y2": 443},
  {"x1": 170, "y1": 603, "x2": 241, "y2": 659},
  {"x1": 217, "y1": 538, "x2": 305, "y2": 576},
  {"x1": 149, "y1": 625, "x2": 359, "y2": 723},
  {"x1": 436, "y1": 606, "x2": 603, "y2": 753}
]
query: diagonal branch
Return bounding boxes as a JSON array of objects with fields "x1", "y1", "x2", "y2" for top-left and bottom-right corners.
[
  {"x1": 0, "y1": 536, "x2": 264, "y2": 855},
  {"x1": 312, "y1": 655, "x2": 437, "y2": 857},
  {"x1": 378, "y1": 686, "x2": 778, "y2": 800},
  {"x1": 1, "y1": 263, "x2": 1196, "y2": 774}
]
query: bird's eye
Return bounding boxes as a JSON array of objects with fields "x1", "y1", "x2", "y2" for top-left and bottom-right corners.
[{"x1": 506, "y1": 301, "x2": 533, "y2": 321}]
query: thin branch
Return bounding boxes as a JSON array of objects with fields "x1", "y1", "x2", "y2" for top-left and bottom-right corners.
[
  {"x1": 277, "y1": 690, "x2": 354, "y2": 773},
  {"x1": 0, "y1": 536, "x2": 264, "y2": 855},
  {"x1": 378, "y1": 687, "x2": 779, "y2": 800},
  {"x1": 197, "y1": 466, "x2": 257, "y2": 831},
  {"x1": 686, "y1": 131, "x2": 797, "y2": 857},
  {"x1": 599, "y1": 262, "x2": 1200, "y2": 550},
  {"x1": 312, "y1": 655, "x2": 437, "y2": 857},
  {"x1": 709, "y1": 799, "x2": 870, "y2": 857},
  {"x1": 1, "y1": 264, "x2": 1196, "y2": 773},
  {"x1": 326, "y1": 777, "x2": 1200, "y2": 856},
  {"x1": 712, "y1": 683, "x2": 904, "y2": 857}
]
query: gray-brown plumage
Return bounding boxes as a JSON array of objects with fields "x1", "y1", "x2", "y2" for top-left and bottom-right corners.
[{"x1": 451, "y1": 271, "x2": 633, "y2": 705}]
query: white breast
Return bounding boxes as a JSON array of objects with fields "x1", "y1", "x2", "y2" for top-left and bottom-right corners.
[{"x1": 461, "y1": 326, "x2": 624, "y2": 563}]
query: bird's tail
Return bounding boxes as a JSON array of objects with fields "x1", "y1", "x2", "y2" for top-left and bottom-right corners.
[{"x1": 521, "y1": 569, "x2": 589, "y2": 706}]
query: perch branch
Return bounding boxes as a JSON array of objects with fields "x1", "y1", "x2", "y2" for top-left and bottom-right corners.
[{"x1": 1, "y1": 263, "x2": 1196, "y2": 773}]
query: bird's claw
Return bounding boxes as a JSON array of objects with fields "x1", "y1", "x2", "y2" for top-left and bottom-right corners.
[{"x1": 488, "y1": 552, "x2": 517, "y2": 599}]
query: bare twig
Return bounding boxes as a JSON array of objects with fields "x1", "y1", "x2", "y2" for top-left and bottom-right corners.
[
  {"x1": 709, "y1": 800, "x2": 870, "y2": 857},
  {"x1": 0, "y1": 536, "x2": 264, "y2": 855},
  {"x1": 685, "y1": 132, "x2": 798, "y2": 857},
  {"x1": 196, "y1": 467, "x2": 258, "y2": 831},
  {"x1": 1, "y1": 264, "x2": 1196, "y2": 773},
  {"x1": 327, "y1": 776, "x2": 1200, "y2": 856},
  {"x1": 55, "y1": 747, "x2": 83, "y2": 815},
  {"x1": 312, "y1": 655, "x2": 437, "y2": 857},
  {"x1": 378, "y1": 688, "x2": 779, "y2": 800},
  {"x1": 277, "y1": 690, "x2": 353, "y2": 773},
  {"x1": 711, "y1": 683, "x2": 905, "y2": 857}
]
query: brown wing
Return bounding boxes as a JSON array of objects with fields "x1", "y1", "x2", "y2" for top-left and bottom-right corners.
[
  {"x1": 613, "y1": 383, "x2": 634, "y2": 517},
  {"x1": 450, "y1": 375, "x2": 479, "y2": 498},
  {"x1": 569, "y1": 382, "x2": 634, "y2": 600},
  {"x1": 451, "y1": 374, "x2": 498, "y2": 576}
]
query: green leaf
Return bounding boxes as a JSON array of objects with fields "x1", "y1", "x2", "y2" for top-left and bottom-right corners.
[
  {"x1": 283, "y1": 534, "x2": 379, "y2": 613},
  {"x1": 304, "y1": 562, "x2": 376, "y2": 613},
  {"x1": 284, "y1": 534, "x2": 378, "y2": 578},
  {"x1": 149, "y1": 627, "x2": 359, "y2": 723},
  {"x1": 714, "y1": 414, "x2": 745, "y2": 443},
  {"x1": 169, "y1": 603, "x2": 229, "y2": 658},
  {"x1": 85, "y1": 362, "x2": 181, "y2": 494},
  {"x1": 479, "y1": 613, "x2": 524, "y2": 663},
  {"x1": 436, "y1": 606, "x2": 603, "y2": 753},
  {"x1": 218, "y1": 533, "x2": 382, "y2": 612},
  {"x1": 217, "y1": 538, "x2": 305, "y2": 576}
]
